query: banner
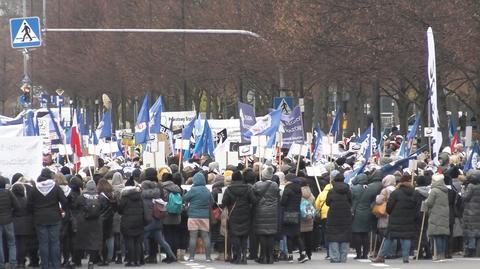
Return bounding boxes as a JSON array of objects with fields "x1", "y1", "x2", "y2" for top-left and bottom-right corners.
[
  {"x1": 0, "y1": 124, "x2": 24, "y2": 138},
  {"x1": 0, "y1": 137, "x2": 43, "y2": 181},
  {"x1": 238, "y1": 102, "x2": 256, "y2": 143},
  {"x1": 427, "y1": 27, "x2": 443, "y2": 165},
  {"x1": 281, "y1": 106, "x2": 304, "y2": 148}
]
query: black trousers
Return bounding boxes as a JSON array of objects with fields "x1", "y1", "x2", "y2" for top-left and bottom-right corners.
[
  {"x1": 352, "y1": 232, "x2": 369, "y2": 258},
  {"x1": 164, "y1": 224, "x2": 180, "y2": 255},
  {"x1": 258, "y1": 235, "x2": 275, "y2": 262},
  {"x1": 124, "y1": 235, "x2": 143, "y2": 264},
  {"x1": 230, "y1": 235, "x2": 248, "y2": 261},
  {"x1": 248, "y1": 231, "x2": 258, "y2": 258},
  {"x1": 15, "y1": 235, "x2": 31, "y2": 265},
  {"x1": 287, "y1": 234, "x2": 304, "y2": 254},
  {"x1": 301, "y1": 231, "x2": 314, "y2": 257}
]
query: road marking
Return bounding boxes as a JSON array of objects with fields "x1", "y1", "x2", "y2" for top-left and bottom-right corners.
[
  {"x1": 371, "y1": 263, "x2": 390, "y2": 267},
  {"x1": 185, "y1": 263, "x2": 199, "y2": 266}
]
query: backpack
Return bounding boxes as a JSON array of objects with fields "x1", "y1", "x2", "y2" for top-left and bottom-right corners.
[
  {"x1": 300, "y1": 198, "x2": 316, "y2": 220},
  {"x1": 152, "y1": 200, "x2": 167, "y2": 220},
  {"x1": 166, "y1": 192, "x2": 183, "y2": 214},
  {"x1": 83, "y1": 194, "x2": 102, "y2": 220}
]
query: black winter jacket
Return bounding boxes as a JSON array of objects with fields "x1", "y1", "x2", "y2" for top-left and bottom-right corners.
[
  {"x1": 118, "y1": 186, "x2": 145, "y2": 236},
  {"x1": 0, "y1": 189, "x2": 19, "y2": 225},
  {"x1": 326, "y1": 182, "x2": 352, "y2": 242},
  {"x1": 281, "y1": 182, "x2": 302, "y2": 236},
  {"x1": 222, "y1": 181, "x2": 257, "y2": 236},
  {"x1": 27, "y1": 180, "x2": 67, "y2": 225},
  {"x1": 386, "y1": 184, "x2": 421, "y2": 239},
  {"x1": 253, "y1": 180, "x2": 279, "y2": 235}
]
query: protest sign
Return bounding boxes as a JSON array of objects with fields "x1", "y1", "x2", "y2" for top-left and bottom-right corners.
[
  {"x1": 0, "y1": 137, "x2": 43, "y2": 181},
  {"x1": 239, "y1": 144, "x2": 253, "y2": 157}
]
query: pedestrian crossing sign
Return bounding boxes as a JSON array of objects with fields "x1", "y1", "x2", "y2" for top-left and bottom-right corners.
[{"x1": 10, "y1": 17, "x2": 42, "y2": 49}]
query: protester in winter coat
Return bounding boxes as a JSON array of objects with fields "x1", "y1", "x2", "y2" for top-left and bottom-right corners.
[
  {"x1": 73, "y1": 180, "x2": 106, "y2": 268},
  {"x1": 245, "y1": 168, "x2": 260, "y2": 261},
  {"x1": 0, "y1": 176, "x2": 20, "y2": 269},
  {"x1": 462, "y1": 170, "x2": 480, "y2": 257},
  {"x1": 67, "y1": 176, "x2": 82, "y2": 267},
  {"x1": 210, "y1": 175, "x2": 225, "y2": 261},
  {"x1": 253, "y1": 167, "x2": 279, "y2": 264},
  {"x1": 11, "y1": 183, "x2": 34, "y2": 269},
  {"x1": 27, "y1": 169, "x2": 67, "y2": 269},
  {"x1": 141, "y1": 180, "x2": 176, "y2": 263},
  {"x1": 374, "y1": 175, "x2": 397, "y2": 255},
  {"x1": 162, "y1": 173, "x2": 184, "y2": 261},
  {"x1": 300, "y1": 179, "x2": 316, "y2": 260},
  {"x1": 325, "y1": 173, "x2": 352, "y2": 263},
  {"x1": 222, "y1": 171, "x2": 257, "y2": 264},
  {"x1": 425, "y1": 174, "x2": 451, "y2": 261},
  {"x1": 281, "y1": 176, "x2": 308, "y2": 263},
  {"x1": 97, "y1": 179, "x2": 116, "y2": 265},
  {"x1": 183, "y1": 172, "x2": 213, "y2": 262},
  {"x1": 414, "y1": 176, "x2": 432, "y2": 259},
  {"x1": 118, "y1": 185, "x2": 145, "y2": 266},
  {"x1": 350, "y1": 173, "x2": 370, "y2": 259},
  {"x1": 111, "y1": 172, "x2": 125, "y2": 264},
  {"x1": 315, "y1": 177, "x2": 333, "y2": 258},
  {"x1": 372, "y1": 175, "x2": 421, "y2": 263}
]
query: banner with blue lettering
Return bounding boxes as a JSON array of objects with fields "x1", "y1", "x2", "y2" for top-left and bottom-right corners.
[
  {"x1": 238, "y1": 102, "x2": 256, "y2": 143},
  {"x1": 281, "y1": 106, "x2": 304, "y2": 148}
]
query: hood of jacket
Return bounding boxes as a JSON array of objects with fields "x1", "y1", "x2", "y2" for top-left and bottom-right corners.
[
  {"x1": 112, "y1": 172, "x2": 124, "y2": 186},
  {"x1": 141, "y1": 183, "x2": 161, "y2": 200},
  {"x1": 369, "y1": 169, "x2": 384, "y2": 183},
  {"x1": 162, "y1": 181, "x2": 181, "y2": 193},
  {"x1": 332, "y1": 181, "x2": 349, "y2": 194},
  {"x1": 352, "y1": 173, "x2": 368, "y2": 185},
  {"x1": 192, "y1": 173, "x2": 206, "y2": 187},
  {"x1": 432, "y1": 178, "x2": 448, "y2": 193},
  {"x1": 415, "y1": 186, "x2": 430, "y2": 198},
  {"x1": 122, "y1": 186, "x2": 142, "y2": 200},
  {"x1": 36, "y1": 179, "x2": 56, "y2": 196}
]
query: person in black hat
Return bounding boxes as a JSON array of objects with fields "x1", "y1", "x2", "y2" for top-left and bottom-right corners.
[
  {"x1": 222, "y1": 171, "x2": 256, "y2": 264},
  {"x1": 0, "y1": 176, "x2": 20, "y2": 269}
]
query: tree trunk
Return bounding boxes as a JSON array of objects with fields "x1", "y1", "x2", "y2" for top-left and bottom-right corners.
[
  {"x1": 396, "y1": 96, "x2": 410, "y2": 135},
  {"x1": 372, "y1": 80, "x2": 381, "y2": 138},
  {"x1": 121, "y1": 93, "x2": 127, "y2": 129}
]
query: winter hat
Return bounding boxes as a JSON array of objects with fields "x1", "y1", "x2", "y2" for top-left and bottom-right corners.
[
  {"x1": 432, "y1": 174, "x2": 445, "y2": 183},
  {"x1": 261, "y1": 166, "x2": 274, "y2": 180},
  {"x1": 60, "y1": 166, "x2": 71, "y2": 175},
  {"x1": 382, "y1": 175, "x2": 396, "y2": 187},
  {"x1": 333, "y1": 172, "x2": 345, "y2": 182},
  {"x1": 169, "y1": 164, "x2": 179, "y2": 174},
  {"x1": 232, "y1": 171, "x2": 243, "y2": 182},
  {"x1": 69, "y1": 176, "x2": 84, "y2": 191},
  {"x1": 399, "y1": 174, "x2": 411, "y2": 183},
  {"x1": 208, "y1": 162, "x2": 219, "y2": 172},
  {"x1": 0, "y1": 176, "x2": 7, "y2": 189},
  {"x1": 144, "y1": 168, "x2": 158, "y2": 182},
  {"x1": 243, "y1": 169, "x2": 257, "y2": 185},
  {"x1": 11, "y1": 183, "x2": 25, "y2": 197},
  {"x1": 275, "y1": 171, "x2": 285, "y2": 183},
  {"x1": 11, "y1": 173, "x2": 24, "y2": 185},
  {"x1": 111, "y1": 172, "x2": 124, "y2": 186},
  {"x1": 86, "y1": 180, "x2": 96, "y2": 192},
  {"x1": 38, "y1": 168, "x2": 54, "y2": 181}
]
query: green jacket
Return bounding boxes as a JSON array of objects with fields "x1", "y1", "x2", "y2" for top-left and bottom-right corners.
[{"x1": 425, "y1": 179, "x2": 450, "y2": 236}]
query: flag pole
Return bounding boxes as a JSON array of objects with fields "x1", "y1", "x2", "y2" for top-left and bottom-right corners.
[{"x1": 295, "y1": 144, "x2": 302, "y2": 176}]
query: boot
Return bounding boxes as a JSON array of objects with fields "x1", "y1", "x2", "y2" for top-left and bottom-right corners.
[
  {"x1": 115, "y1": 254, "x2": 123, "y2": 264},
  {"x1": 371, "y1": 256, "x2": 385, "y2": 263},
  {"x1": 177, "y1": 249, "x2": 186, "y2": 262},
  {"x1": 87, "y1": 262, "x2": 94, "y2": 269},
  {"x1": 241, "y1": 250, "x2": 248, "y2": 264},
  {"x1": 298, "y1": 254, "x2": 309, "y2": 263}
]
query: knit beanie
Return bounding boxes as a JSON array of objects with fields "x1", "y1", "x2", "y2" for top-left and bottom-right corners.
[
  {"x1": 261, "y1": 166, "x2": 274, "y2": 180},
  {"x1": 232, "y1": 171, "x2": 243, "y2": 182},
  {"x1": 85, "y1": 180, "x2": 97, "y2": 192},
  {"x1": 112, "y1": 172, "x2": 124, "y2": 186}
]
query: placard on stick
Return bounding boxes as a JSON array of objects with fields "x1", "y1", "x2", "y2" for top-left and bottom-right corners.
[
  {"x1": 251, "y1": 135, "x2": 267, "y2": 147},
  {"x1": 239, "y1": 144, "x2": 253, "y2": 157},
  {"x1": 288, "y1": 143, "x2": 309, "y2": 157},
  {"x1": 175, "y1": 139, "x2": 190, "y2": 150}
]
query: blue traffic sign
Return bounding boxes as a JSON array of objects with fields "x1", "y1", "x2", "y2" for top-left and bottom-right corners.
[
  {"x1": 273, "y1": 97, "x2": 294, "y2": 114},
  {"x1": 10, "y1": 17, "x2": 42, "y2": 49}
]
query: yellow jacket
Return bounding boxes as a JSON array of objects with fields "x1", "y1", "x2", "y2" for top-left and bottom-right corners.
[{"x1": 315, "y1": 183, "x2": 332, "y2": 220}]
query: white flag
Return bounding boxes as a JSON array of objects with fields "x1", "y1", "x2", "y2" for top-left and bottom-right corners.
[{"x1": 427, "y1": 27, "x2": 443, "y2": 165}]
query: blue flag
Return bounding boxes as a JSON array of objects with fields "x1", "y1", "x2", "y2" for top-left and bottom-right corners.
[
  {"x1": 25, "y1": 111, "x2": 36, "y2": 136},
  {"x1": 329, "y1": 107, "x2": 342, "y2": 141},
  {"x1": 238, "y1": 102, "x2": 256, "y2": 143},
  {"x1": 346, "y1": 124, "x2": 373, "y2": 183},
  {"x1": 378, "y1": 130, "x2": 385, "y2": 156},
  {"x1": 193, "y1": 120, "x2": 215, "y2": 157},
  {"x1": 90, "y1": 130, "x2": 99, "y2": 145},
  {"x1": 135, "y1": 94, "x2": 150, "y2": 145},
  {"x1": 464, "y1": 143, "x2": 479, "y2": 172},
  {"x1": 97, "y1": 109, "x2": 112, "y2": 139},
  {"x1": 407, "y1": 114, "x2": 421, "y2": 141},
  {"x1": 381, "y1": 154, "x2": 417, "y2": 175},
  {"x1": 182, "y1": 118, "x2": 196, "y2": 140},
  {"x1": 47, "y1": 107, "x2": 63, "y2": 142},
  {"x1": 449, "y1": 116, "x2": 457, "y2": 139},
  {"x1": 149, "y1": 96, "x2": 163, "y2": 134},
  {"x1": 345, "y1": 163, "x2": 367, "y2": 184},
  {"x1": 312, "y1": 123, "x2": 325, "y2": 163},
  {"x1": 82, "y1": 110, "x2": 91, "y2": 136},
  {"x1": 398, "y1": 141, "x2": 408, "y2": 158},
  {"x1": 244, "y1": 109, "x2": 282, "y2": 148}
]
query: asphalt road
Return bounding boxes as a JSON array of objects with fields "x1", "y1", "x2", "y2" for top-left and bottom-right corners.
[{"x1": 99, "y1": 252, "x2": 480, "y2": 269}]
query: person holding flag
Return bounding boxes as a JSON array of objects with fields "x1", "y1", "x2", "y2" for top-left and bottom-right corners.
[{"x1": 70, "y1": 110, "x2": 83, "y2": 171}]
